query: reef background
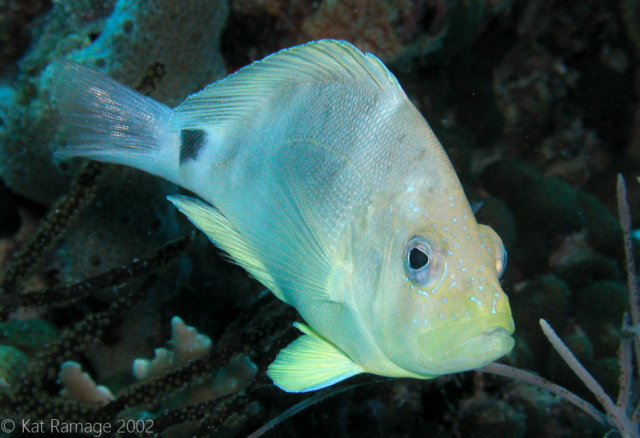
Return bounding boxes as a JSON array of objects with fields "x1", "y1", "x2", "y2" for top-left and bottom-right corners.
[{"x1": 0, "y1": 0, "x2": 638, "y2": 437}]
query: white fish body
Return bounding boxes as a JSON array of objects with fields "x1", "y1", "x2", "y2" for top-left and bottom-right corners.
[{"x1": 50, "y1": 40, "x2": 514, "y2": 392}]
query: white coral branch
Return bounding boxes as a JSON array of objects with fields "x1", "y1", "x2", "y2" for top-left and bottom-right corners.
[
  {"x1": 58, "y1": 361, "x2": 115, "y2": 406},
  {"x1": 133, "y1": 316, "x2": 212, "y2": 380}
]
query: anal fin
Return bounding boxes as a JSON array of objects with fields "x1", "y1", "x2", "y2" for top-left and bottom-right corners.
[{"x1": 267, "y1": 323, "x2": 363, "y2": 392}]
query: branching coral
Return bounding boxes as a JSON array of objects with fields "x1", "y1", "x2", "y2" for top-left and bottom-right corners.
[
  {"x1": 58, "y1": 361, "x2": 115, "y2": 406},
  {"x1": 0, "y1": 233, "x2": 193, "y2": 314},
  {"x1": 0, "y1": 171, "x2": 301, "y2": 436},
  {"x1": 0, "y1": 182, "x2": 288, "y2": 432},
  {"x1": 0, "y1": 153, "x2": 295, "y2": 434},
  {"x1": 133, "y1": 316, "x2": 213, "y2": 381},
  {"x1": 5, "y1": 274, "x2": 158, "y2": 420},
  {"x1": 481, "y1": 174, "x2": 640, "y2": 438},
  {"x1": 0, "y1": 161, "x2": 105, "y2": 297}
]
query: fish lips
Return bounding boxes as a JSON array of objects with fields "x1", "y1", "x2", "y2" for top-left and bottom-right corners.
[{"x1": 416, "y1": 313, "x2": 515, "y2": 375}]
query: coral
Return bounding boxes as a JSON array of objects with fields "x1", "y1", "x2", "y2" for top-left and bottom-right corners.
[
  {"x1": 544, "y1": 329, "x2": 595, "y2": 391},
  {"x1": 300, "y1": 0, "x2": 402, "y2": 62},
  {"x1": 58, "y1": 361, "x2": 115, "y2": 406},
  {"x1": 0, "y1": 161, "x2": 104, "y2": 296},
  {"x1": 503, "y1": 382, "x2": 607, "y2": 438},
  {"x1": 510, "y1": 275, "x2": 572, "y2": 368},
  {"x1": 555, "y1": 252, "x2": 622, "y2": 292},
  {"x1": 223, "y1": 0, "x2": 513, "y2": 74},
  {"x1": 0, "y1": 0, "x2": 229, "y2": 290},
  {"x1": 197, "y1": 355, "x2": 258, "y2": 403},
  {"x1": 482, "y1": 176, "x2": 640, "y2": 438},
  {"x1": 52, "y1": 171, "x2": 187, "y2": 287},
  {"x1": 5, "y1": 275, "x2": 158, "y2": 421},
  {"x1": 0, "y1": 233, "x2": 193, "y2": 314},
  {"x1": 480, "y1": 158, "x2": 624, "y2": 279},
  {"x1": 576, "y1": 190, "x2": 625, "y2": 258},
  {"x1": 61, "y1": 0, "x2": 228, "y2": 106},
  {"x1": 456, "y1": 397, "x2": 526, "y2": 438},
  {"x1": 492, "y1": 0, "x2": 633, "y2": 180},
  {"x1": 0, "y1": 345, "x2": 28, "y2": 388},
  {"x1": 521, "y1": 177, "x2": 585, "y2": 236},
  {"x1": 0, "y1": 180, "x2": 21, "y2": 239},
  {"x1": 538, "y1": 120, "x2": 605, "y2": 186},
  {"x1": 0, "y1": 183, "x2": 294, "y2": 435},
  {"x1": 0, "y1": 0, "x2": 52, "y2": 74},
  {"x1": 0, "y1": 319, "x2": 58, "y2": 354},
  {"x1": 493, "y1": 41, "x2": 579, "y2": 149},
  {"x1": 574, "y1": 280, "x2": 629, "y2": 357},
  {"x1": 481, "y1": 158, "x2": 543, "y2": 207},
  {"x1": 133, "y1": 316, "x2": 213, "y2": 380},
  {"x1": 473, "y1": 196, "x2": 517, "y2": 252}
]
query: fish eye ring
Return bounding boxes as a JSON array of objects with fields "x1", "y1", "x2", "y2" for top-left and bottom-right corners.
[
  {"x1": 479, "y1": 225, "x2": 508, "y2": 279},
  {"x1": 404, "y1": 236, "x2": 438, "y2": 287},
  {"x1": 496, "y1": 247, "x2": 508, "y2": 279}
]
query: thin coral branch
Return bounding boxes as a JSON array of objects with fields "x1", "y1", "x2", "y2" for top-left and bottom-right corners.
[
  {"x1": 0, "y1": 233, "x2": 193, "y2": 314},
  {"x1": 247, "y1": 383, "x2": 364, "y2": 438},
  {"x1": 620, "y1": 174, "x2": 640, "y2": 427},
  {"x1": 618, "y1": 175, "x2": 640, "y2": 329},
  {"x1": 479, "y1": 362, "x2": 607, "y2": 426},
  {"x1": 618, "y1": 314, "x2": 634, "y2": 412},
  {"x1": 193, "y1": 391, "x2": 251, "y2": 438},
  {"x1": 540, "y1": 319, "x2": 614, "y2": 410},
  {"x1": 8, "y1": 275, "x2": 156, "y2": 421},
  {"x1": 618, "y1": 175, "x2": 640, "y2": 392},
  {"x1": 0, "y1": 62, "x2": 165, "y2": 299},
  {"x1": 540, "y1": 319, "x2": 638, "y2": 438},
  {"x1": 96, "y1": 294, "x2": 296, "y2": 422},
  {"x1": 492, "y1": 176, "x2": 640, "y2": 438},
  {"x1": 0, "y1": 161, "x2": 104, "y2": 296}
]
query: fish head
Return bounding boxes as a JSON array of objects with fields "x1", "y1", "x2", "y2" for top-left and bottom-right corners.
[{"x1": 354, "y1": 187, "x2": 515, "y2": 378}]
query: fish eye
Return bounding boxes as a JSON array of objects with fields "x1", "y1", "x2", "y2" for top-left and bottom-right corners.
[
  {"x1": 496, "y1": 247, "x2": 507, "y2": 279},
  {"x1": 404, "y1": 236, "x2": 437, "y2": 287},
  {"x1": 409, "y1": 247, "x2": 429, "y2": 269},
  {"x1": 479, "y1": 225, "x2": 507, "y2": 279}
]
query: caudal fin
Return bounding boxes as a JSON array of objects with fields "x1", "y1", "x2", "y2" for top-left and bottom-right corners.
[{"x1": 49, "y1": 61, "x2": 180, "y2": 183}]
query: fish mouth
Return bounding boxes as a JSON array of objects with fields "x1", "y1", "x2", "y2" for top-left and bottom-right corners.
[{"x1": 416, "y1": 313, "x2": 515, "y2": 375}]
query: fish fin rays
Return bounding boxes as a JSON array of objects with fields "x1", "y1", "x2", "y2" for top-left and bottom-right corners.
[
  {"x1": 167, "y1": 195, "x2": 287, "y2": 302},
  {"x1": 169, "y1": 39, "x2": 404, "y2": 132},
  {"x1": 266, "y1": 175, "x2": 339, "y2": 302},
  {"x1": 267, "y1": 323, "x2": 363, "y2": 392},
  {"x1": 49, "y1": 61, "x2": 173, "y2": 166},
  {"x1": 168, "y1": 194, "x2": 339, "y2": 303}
]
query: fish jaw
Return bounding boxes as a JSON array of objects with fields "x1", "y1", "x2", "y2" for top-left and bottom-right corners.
[{"x1": 415, "y1": 312, "x2": 515, "y2": 375}]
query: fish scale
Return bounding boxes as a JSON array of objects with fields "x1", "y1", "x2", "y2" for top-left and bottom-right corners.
[{"x1": 50, "y1": 39, "x2": 515, "y2": 393}]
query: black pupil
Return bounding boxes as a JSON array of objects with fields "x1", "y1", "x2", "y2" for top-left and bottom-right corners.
[{"x1": 409, "y1": 248, "x2": 429, "y2": 269}]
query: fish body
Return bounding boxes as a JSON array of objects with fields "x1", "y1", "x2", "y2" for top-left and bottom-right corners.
[{"x1": 50, "y1": 40, "x2": 514, "y2": 392}]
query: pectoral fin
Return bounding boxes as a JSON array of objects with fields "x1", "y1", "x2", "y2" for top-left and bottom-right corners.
[
  {"x1": 168, "y1": 195, "x2": 286, "y2": 302},
  {"x1": 267, "y1": 323, "x2": 363, "y2": 392}
]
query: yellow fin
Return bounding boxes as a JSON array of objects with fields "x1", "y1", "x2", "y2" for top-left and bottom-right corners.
[
  {"x1": 167, "y1": 195, "x2": 286, "y2": 302},
  {"x1": 267, "y1": 323, "x2": 363, "y2": 392}
]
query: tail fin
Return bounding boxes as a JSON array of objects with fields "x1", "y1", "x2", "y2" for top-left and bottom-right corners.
[{"x1": 49, "y1": 61, "x2": 180, "y2": 183}]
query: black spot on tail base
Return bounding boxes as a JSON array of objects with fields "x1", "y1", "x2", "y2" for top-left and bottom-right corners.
[{"x1": 180, "y1": 129, "x2": 206, "y2": 164}]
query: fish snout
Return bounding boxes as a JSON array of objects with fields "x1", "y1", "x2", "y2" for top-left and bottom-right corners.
[{"x1": 416, "y1": 313, "x2": 514, "y2": 375}]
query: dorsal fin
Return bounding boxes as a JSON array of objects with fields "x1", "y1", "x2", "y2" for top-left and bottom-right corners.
[{"x1": 168, "y1": 39, "x2": 404, "y2": 131}]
